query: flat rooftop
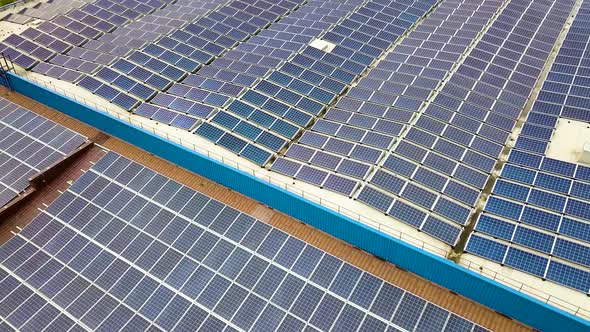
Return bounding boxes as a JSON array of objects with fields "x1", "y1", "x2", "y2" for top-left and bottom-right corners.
[{"x1": 0, "y1": 87, "x2": 530, "y2": 331}]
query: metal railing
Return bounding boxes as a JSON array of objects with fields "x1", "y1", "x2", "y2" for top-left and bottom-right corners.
[
  {"x1": 12, "y1": 71, "x2": 590, "y2": 321},
  {"x1": 0, "y1": 0, "x2": 31, "y2": 12},
  {"x1": 461, "y1": 259, "x2": 590, "y2": 320},
  {"x1": 16, "y1": 72, "x2": 451, "y2": 253}
]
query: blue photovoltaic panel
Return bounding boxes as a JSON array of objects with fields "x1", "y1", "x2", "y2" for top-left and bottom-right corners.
[
  {"x1": 6, "y1": 0, "x2": 589, "y2": 299},
  {"x1": 0, "y1": 97, "x2": 87, "y2": 208},
  {"x1": 0, "y1": 151, "x2": 491, "y2": 331},
  {"x1": 475, "y1": 215, "x2": 515, "y2": 241},
  {"x1": 480, "y1": 2, "x2": 590, "y2": 294},
  {"x1": 504, "y1": 248, "x2": 548, "y2": 278},
  {"x1": 466, "y1": 235, "x2": 507, "y2": 263}
]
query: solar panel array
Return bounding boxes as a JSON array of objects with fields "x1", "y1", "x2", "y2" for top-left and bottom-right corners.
[
  {"x1": 353, "y1": 0, "x2": 573, "y2": 246},
  {"x1": 4, "y1": 0, "x2": 90, "y2": 22},
  {"x1": 2, "y1": 0, "x2": 590, "y2": 296},
  {"x1": 190, "y1": 0, "x2": 370, "y2": 164},
  {"x1": 466, "y1": 0, "x2": 590, "y2": 294},
  {"x1": 215, "y1": 0, "x2": 437, "y2": 167},
  {"x1": 0, "y1": 97, "x2": 87, "y2": 208},
  {"x1": 124, "y1": 0, "x2": 306, "y2": 131},
  {"x1": 73, "y1": 0, "x2": 302, "y2": 118},
  {"x1": 0, "y1": 151, "x2": 491, "y2": 332},
  {"x1": 0, "y1": 0, "x2": 187, "y2": 75},
  {"x1": 269, "y1": 0, "x2": 503, "y2": 246}
]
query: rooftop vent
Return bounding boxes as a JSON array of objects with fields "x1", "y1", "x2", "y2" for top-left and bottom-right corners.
[{"x1": 309, "y1": 38, "x2": 336, "y2": 53}]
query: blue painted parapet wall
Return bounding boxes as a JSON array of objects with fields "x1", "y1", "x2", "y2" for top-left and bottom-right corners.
[{"x1": 7, "y1": 73, "x2": 590, "y2": 331}]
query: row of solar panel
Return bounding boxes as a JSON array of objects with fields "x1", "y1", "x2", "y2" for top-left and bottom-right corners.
[
  {"x1": 211, "y1": 109, "x2": 297, "y2": 143},
  {"x1": 190, "y1": 65, "x2": 258, "y2": 89},
  {"x1": 146, "y1": 41, "x2": 206, "y2": 71},
  {"x1": 25, "y1": 23, "x2": 86, "y2": 48},
  {"x1": 346, "y1": 0, "x2": 574, "y2": 240},
  {"x1": 78, "y1": 0, "x2": 305, "y2": 119},
  {"x1": 467, "y1": 233, "x2": 590, "y2": 293},
  {"x1": 66, "y1": 45, "x2": 117, "y2": 66},
  {"x1": 127, "y1": 48, "x2": 190, "y2": 81},
  {"x1": 485, "y1": 188, "x2": 590, "y2": 229},
  {"x1": 2, "y1": 34, "x2": 57, "y2": 63},
  {"x1": 0, "y1": 98, "x2": 86, "y2": 207},
  {"x1": 149, "y1": 93, "x2": 216, "y2": 118},
  {"x1": 0, "y1": 150, "x2": 490, "y2": 332},
  {"x1": 78, "y1": 76, "x2": 141, "y2": 110},
  {"x1": 83, "y1": 39, "x2": 133, "y2": 58},
  {"x1": 386, "y1": 139, "x2": 486, "y2": 192},
  {"x1": 376, "y1": 157, "x2": 478, "y2": 211},
  {"x1": 475, "y1": 213, "x2": 590, "y2": 268},
  {"x1": 466, "y1": 0, "x2": 590, "y2": 294},
  {"x1": 126, "y1": 19, "x2": 176, "y2": 37},
  {"x1": 135, "y1": 103, "x2": 200, "y2": 130},
  {"x1": 497, "y1": 162, "x2": 590, "y2": 201},
  {"x1": 50, "y1": 53, "x2": 101, "y2": 74},
  {"x1": 371, "y1": 170, "x2": 472, "y2": 223},
  {"x1": 0, "y1": 44, "x2": 38, "y2": 70},
  {"x1": 129, "y1": 0, "x2": 367, "y2": 129},
  {"x1": 282, "y1": 143, "x2": 370, "y2": 179},
  {"x1": 94, "y1": 0, "x2": 166, "y2": 17},
  {"x1": 195, "y1": 122, "x2": 273, "y2": 165},
  {"x1": 267, "y1": 0, "x2": 503, "y2": 239},
  {"x1": 101, "y1": 28, "x2": 152, "y2": 48},
  {"x1": 32, "y1": 62, "x2": 84, "y2": 83},
  {"x1": 508, "y1": 151, "x2": 590, "y2": 182},
  {"x1": 76, "y1": 1, "x2": 133, "y2": 26},
  {"x1": 297, "y1": 130, "x2": 386, "y2": 164},
  {"x1": 358, "y1": 185, "x2": 464, "y2": 245},
  {"x1": 96, "y1": 67, "x2": 158, "y2": 100},
  {"x1": 230, "y1": 0, "x2": 437, "y2": 168},
  {"x1": 271, "y1": 157, "x2": 360, "y2": 196}
]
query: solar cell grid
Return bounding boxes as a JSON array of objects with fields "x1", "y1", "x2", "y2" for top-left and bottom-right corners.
[
  {"x1": 81, "y1": 0, "x2": 306, "y2": 120},
  {"x1": 373, "y1": 0, "x2": 576, "y2": 244},
  {"x1": 0, "y1": 151, "x2": 493, "y2": 331},
  {"x1": 0, "y1": 98, "x2": 86, "y2": 208},
  {"x1": 5, "y1": 0, "x2": 589, "y2": 305},
  {"x1": 264, "y1": 0, "x2": 514, "y2": 235}
]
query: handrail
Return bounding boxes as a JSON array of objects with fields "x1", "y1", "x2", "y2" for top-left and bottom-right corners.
[
  {"x1": 13, "y1": 71, "x2": 590, "y2": 322},
  {"x1": 0, "y1": 0, "x2": 30, "y2": 12}
]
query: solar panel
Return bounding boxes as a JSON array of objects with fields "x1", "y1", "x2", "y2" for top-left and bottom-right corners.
[
  {"x1": 474, "y1": 0, "x2": 590, "y2": 280},
  {"x1": 0, "y1": 151, "x2": 492, "y2": 331},
  {"x1": 0, "y1": 97, "x2": 86, "y2": 207},
  {"x1": 3, "y1": 0, "x2": 587, "y2": 304}
]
